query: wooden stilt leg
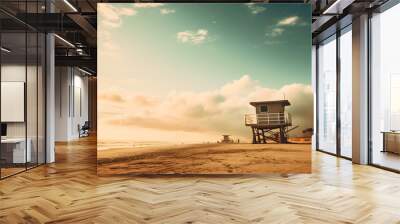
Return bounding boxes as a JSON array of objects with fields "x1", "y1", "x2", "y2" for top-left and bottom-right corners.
[
  {"x1": 261, "y1": 129, "x2": 266, "y2": 143},
  {"x1": 252, "y1": 127, "x2": 256, "y2": 144}
]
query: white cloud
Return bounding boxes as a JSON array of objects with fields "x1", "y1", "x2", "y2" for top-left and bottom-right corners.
[
  {"x1": 177, "y1": 29, "x2": 209, "y2": 45},
  {"x1": 277, "y1": 16, "x2": 299, "y2": 26},
  {"x1": 98, "y1": 4, "x2": 137, "y2": 28},
  {"x1": 264, "y1": 40, "x2": 285, "y2": 45},
  {"x1": 98, "y1": 29, "x2": 120, "y2": 56},
  {"x1": 100, "y1": 75, "x2": 313, "y2": 141},
  {"x1": 264, "y1": 16, "x2": 304, "y2": 42},
  {"x1": 160, "y1": 8, "x2": 175, "y2": 15},
  {"x1": 245, "y1": 3, "x2": 266, "y2": 15},
  {"x1": 118, "y1": 7, "x2": 136, "y2": 16},
  {"x1": 133, "y1": 3, "x2": 164, "y2": 8},
  {"x1": 266, "y1": 27, "x2": 285, "y2": 37}
]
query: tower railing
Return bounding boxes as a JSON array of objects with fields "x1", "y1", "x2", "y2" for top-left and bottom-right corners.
[{"x1": 245, "y1": 112, "x2": 291, "y2": 126}]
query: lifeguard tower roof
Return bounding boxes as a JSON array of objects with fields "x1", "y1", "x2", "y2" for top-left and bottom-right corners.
[{"x1": 250, "y1": 100, "x2": 290, "y2": 107}]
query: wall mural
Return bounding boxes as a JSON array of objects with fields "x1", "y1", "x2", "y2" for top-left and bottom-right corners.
[{"x1": 97, "y1": 3, "x2": 312, "y2": 175}]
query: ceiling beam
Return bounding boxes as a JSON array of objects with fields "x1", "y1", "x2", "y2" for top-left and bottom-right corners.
[
  {"x1": 322, "y1": 0, "x2": 356, "y2": 14},
  {"x1": 55, "y1": 55, "x2": 96, "y2": 71},
  {"x1": 67, "y1": 13, "x2": 97, "y2": 39},
  {"x1": 14, "y1": 13, "x2": 82, "y2": 32}
]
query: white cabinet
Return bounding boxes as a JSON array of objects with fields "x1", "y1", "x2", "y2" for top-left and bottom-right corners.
[{"x1": 1, "y1": 138, "x2": 32, "y2": 163}]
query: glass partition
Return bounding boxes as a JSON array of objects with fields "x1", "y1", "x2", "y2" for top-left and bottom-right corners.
[
  {"x1": 0, "y1": 2, "x2": 46, "y2": 179},
  {"x1": 370, "y1": 3, "x2": 400, "y2": 171},
  {"x1": 317, "y1": 35, "x2": 337, "y2": 154},
  {"x1": 1, "y1": 31, "x2": 28, "y2": 177},
  {"x1": 339, "y1": 27, "x2": 352, "y2": 158}
]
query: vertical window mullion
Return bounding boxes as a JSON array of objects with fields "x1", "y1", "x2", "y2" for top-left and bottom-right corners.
[
  {"x1": 0, "y1": 23, "x2": 2, "y2": 179},
  {"x1": 36, "y1": 0, "x2": 39, "y2": 167},
  {"x1": 367, "y1": 12, "x2": 373, "y2": 165},
  {"x1": 25, "y1": 0, "x2": 28, "y2": 171},
  {"x1": 336, "y1": 29, "x2": 341, "y2": 157},
  {"x1": 316, "y1": 44, "x2": 320, "y2": 150}
]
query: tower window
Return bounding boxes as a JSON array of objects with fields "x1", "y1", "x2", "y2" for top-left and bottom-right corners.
[{"x1": 260, "y1": 105, "x2": 268, "y2": 112}]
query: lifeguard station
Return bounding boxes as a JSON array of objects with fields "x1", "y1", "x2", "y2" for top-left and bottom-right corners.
[
  {"x1": 245, "y1": 100, "x2": 297, "y2": 144},
  {"x1": 220, "y1": 135, "x2": 234, "y2": 144}
]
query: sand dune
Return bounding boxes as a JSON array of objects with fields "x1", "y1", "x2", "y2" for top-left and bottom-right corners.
[{"x1": 97, "y1": 143, "x2": 311, "y2": 175}]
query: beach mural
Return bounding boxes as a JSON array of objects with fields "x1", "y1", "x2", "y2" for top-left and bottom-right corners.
[{"x1": 97, "y1": 3, "x2": 312, "y2": 175}]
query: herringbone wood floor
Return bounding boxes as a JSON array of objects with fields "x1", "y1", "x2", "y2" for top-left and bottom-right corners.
[{"x1": 1, "y1": 136, "x2": 400, "y2": 224}]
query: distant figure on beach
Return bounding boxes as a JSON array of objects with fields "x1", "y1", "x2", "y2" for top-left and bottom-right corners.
[{"x1": 237, "y1": 139, "x2": 240, "y2": 143}]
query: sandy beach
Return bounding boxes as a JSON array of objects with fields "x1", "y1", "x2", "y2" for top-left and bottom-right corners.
[{"x1": 97, "y1": 143, "x2": 311, "y2": 175}]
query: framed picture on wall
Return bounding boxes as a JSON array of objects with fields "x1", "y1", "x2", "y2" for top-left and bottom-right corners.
[{"x1": 97, "y1": 3, "x2": 313, "y2": 175}]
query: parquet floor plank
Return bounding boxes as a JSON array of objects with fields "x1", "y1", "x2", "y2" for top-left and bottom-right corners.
[{"x1": 0, "y1": 136, "x2": 399, "y2": 223}]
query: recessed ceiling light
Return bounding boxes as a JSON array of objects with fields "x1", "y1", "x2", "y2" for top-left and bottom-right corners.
[
  {"x1": 78, "y1": 67, "x2": 93, "y2": 76},
  {"x1": 322, "y1": 0, "x2": 354, "y2": 15},
  {"x1": 63, "y1": 0, "x2": 78, "y2": 12},
  {"x1": 54, "y1": 34, "x2": 75, "y2": 48},
  {"x1": 1, "y1": 47, "x2": 11, "y2": 53}
]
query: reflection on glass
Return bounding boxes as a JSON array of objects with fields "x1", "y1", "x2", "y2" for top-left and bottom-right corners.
[
  {"x1": 340, "y1": 28, "x2": 352, "y2": 158},
  {"x1": 371, "y1": 3, "x2": 400, "y2": 171},
  {"x1": 318, "y1": 36, "x2": 337, "y2": 154}
]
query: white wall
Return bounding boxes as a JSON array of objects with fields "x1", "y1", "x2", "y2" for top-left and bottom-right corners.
[
  {"x1": 55, "y1": 67, "x2": 89, "y2": 141},
  {"x1": 55, "y1": 67, "x2": 70, "y2": 141},
  {"x1": 78, "y1": 73, "x2": 90, "y2": 138}
]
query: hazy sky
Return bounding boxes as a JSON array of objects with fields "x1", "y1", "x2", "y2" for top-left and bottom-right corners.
[{"x1": 98, "y1": 3, "x2": 312, "y2": 143}]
